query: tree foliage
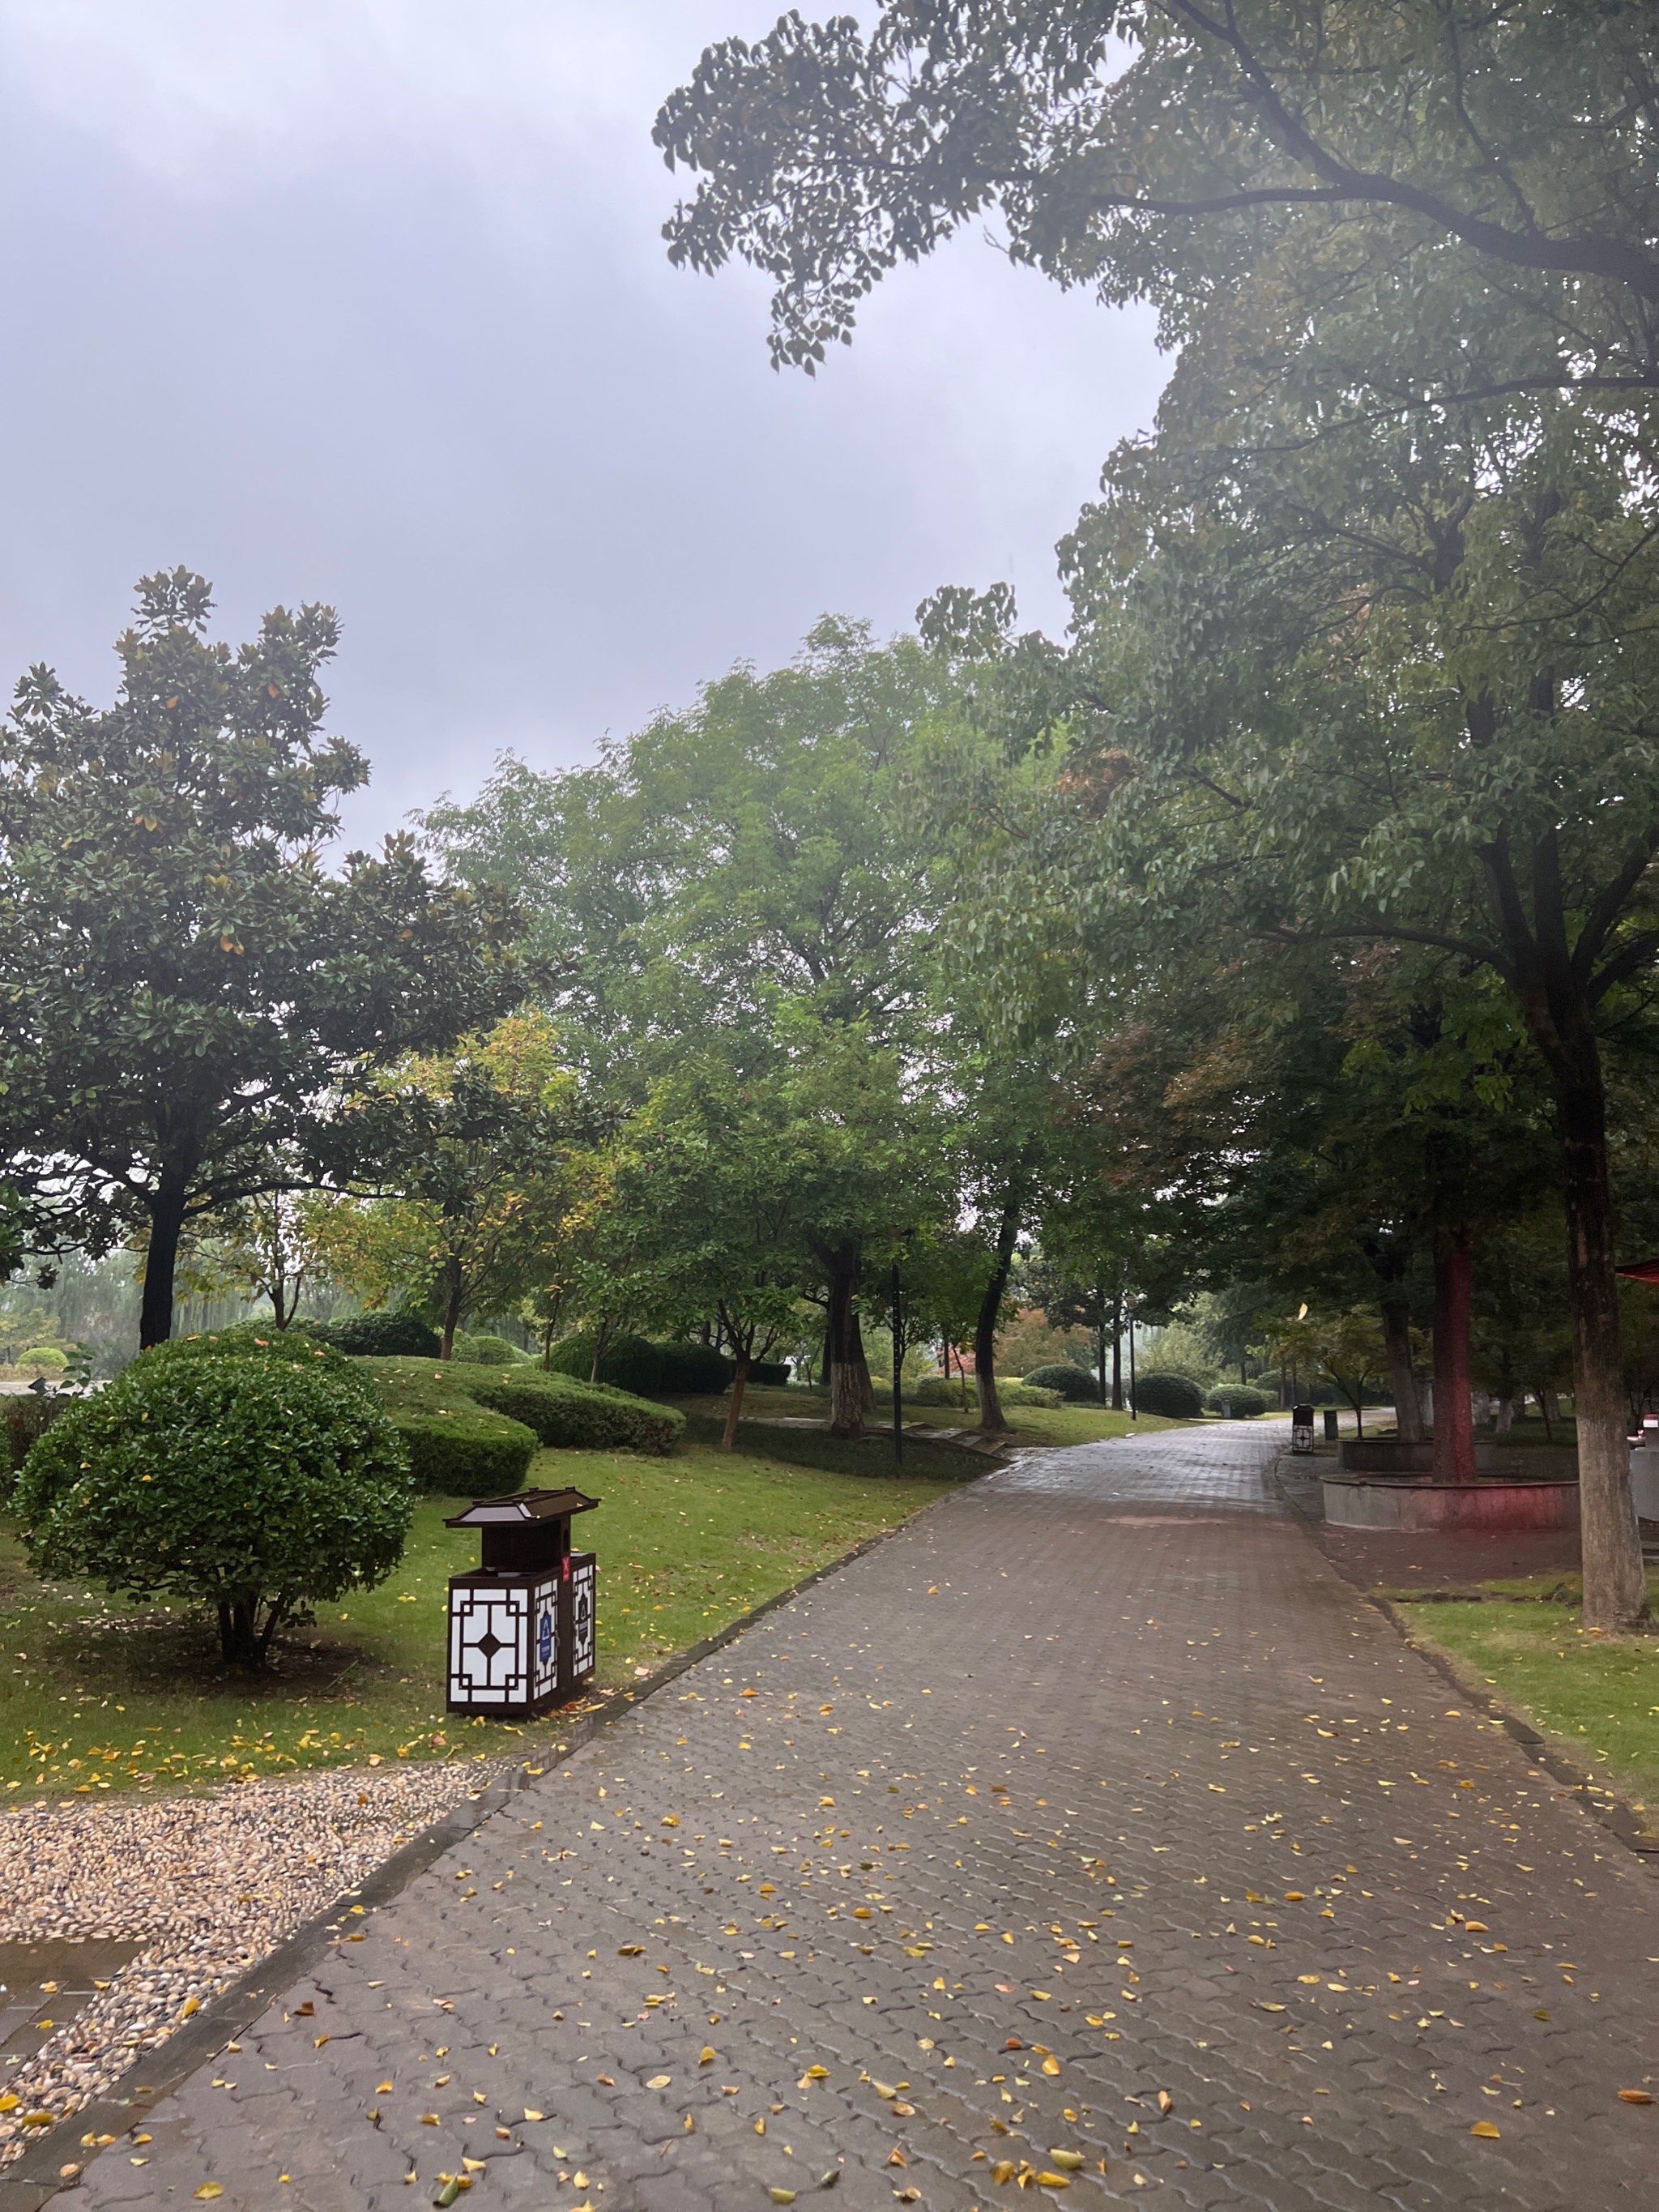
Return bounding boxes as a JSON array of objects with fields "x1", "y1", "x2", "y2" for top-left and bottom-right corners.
[{"x1": 0, "y1": 572, "x2": 522, "y2": 1348}]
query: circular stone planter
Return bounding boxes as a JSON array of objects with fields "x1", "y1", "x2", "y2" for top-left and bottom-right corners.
[{"x1": 1320, "y1": 1473, "x2": 1580, "y2": 1532}]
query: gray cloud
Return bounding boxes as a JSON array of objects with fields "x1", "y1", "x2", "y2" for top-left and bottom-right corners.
[{"x1": 0, "y1": 1, "x2": 1164, "y2": 841}]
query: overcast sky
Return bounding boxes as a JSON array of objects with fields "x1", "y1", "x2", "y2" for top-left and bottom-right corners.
[{"x1": 0, "y1": 1, "x2": 1165, "y2": 843}]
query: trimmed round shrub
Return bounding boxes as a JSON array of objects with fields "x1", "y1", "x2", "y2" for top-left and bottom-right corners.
[
  {"x1": 654, "y1": 1341, "x2": 736, "y2": 1394},
  {"x1": 15, "y1": 1348, "x2": 413, "y2": 1668},
  {"x1": 19, "y1": 1344, "x2": 66, "y2": 1371},
  {"x1": 1205, "y1": 1382, "x2": 1273, "y2": 1417},
  {"x1": 154, "y1": 1321, "x2": 356, "y2": 1376},
  {"x1": 1132, "y1": 1370, "x2": 1205, "y2": 1419},
  {"x1": 468, "y1": 1372, "x2": 684, "y2": 1456},
  {"x1": 304, "y1": 1310, "x2": 441, "y2": 1359},
  {"x1": 1001, "y1": 1383, "x2": 1063, "y2": 1408},
  {"x1": 906, "y1": 1376, "x2": 969, "y2": 1406},
  {"x1": 750, "y1": 1360, "x2": 791, "y2": 1387},
  {"x1": 352, "y1": 1357, "x2": 539, "y2": 1493},
  {"x1": 1021, "y1": 1362, "x2": 1098, "y2": 1402},
  {"x1": 548, "y1": 1333, "x2": 664, "y2": 1394},
  {"x1": 451, "y1": 1331, "x2": 529, "y2": 1365}
]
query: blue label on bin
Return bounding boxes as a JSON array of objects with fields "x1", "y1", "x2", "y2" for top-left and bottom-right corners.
[{"x1": 538, "y1": 1606, "x2": 554, "y2": 1665}]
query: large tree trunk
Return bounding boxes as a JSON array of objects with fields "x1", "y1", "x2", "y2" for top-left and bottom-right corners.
[
  {"x1": 1559, "y1": 1068, "x2": 1648, "y2": 1631},
  {"x1": 847, "y1": 1309, "x2": 876, "y2": 1418},
  {"x1": 139, "y1": 1172, "x2": 190, "y2": 1348},
  {"x1": 973, "y1": 1184, "x2": 1025, "y2": 1435},
  {"x1": 1381, "y1": 1295, "x2": 1423, "y2": 1443},
  {"x1": 1479, "y1": 813, "x2": 1648, "y2": 1629},
  {"x1": 1431, "y1": 1237, "x2": 1476, "y2": 1481}
]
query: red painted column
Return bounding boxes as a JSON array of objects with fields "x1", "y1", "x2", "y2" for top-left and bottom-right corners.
[{"x1": 1432, "y1": 1239, "x2": 1477, "y2": 1482}]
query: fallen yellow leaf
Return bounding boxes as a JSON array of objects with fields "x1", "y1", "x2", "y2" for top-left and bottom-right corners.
[
  {"x1": 617, "y1": 1945, "x2": 645, "y2": 1957},
  {"x1": 700, "y1": 2047, "x2": 716, "y2": 2065},
  {"x1": 181, "y1": 1997, "x2": 201, "y2": 2020},
  {"x1": 377, "y1": 2082, "x2": 394, "y2": 2095},
  {"x1": 647, "y1": 2075, "x2": 672, "y2": 2090},
  {"x1": 769, "y1": 2191, "x2": 796, "y2": 2205},
  {"x1": 1618, "y1": 2090, "x2": 1654, "y2": 2105},
  {"x1": 1050, "y1": 2150, "x2": 1085, "y2": 2171},
  {"x1": 1042, "y1": 2057, "x2": 1061, "y2": 2077},
  {"x1": 1156, "y1": 2091, "x2": 1173, "y2": 2116},
  {"x1": 522, "y1": 2109, "x2": 544, "y2": 2123},
  {"x1": 195, "y1": 2191, "x2": 224, "y2": 2203},
  {"x1": 1471, "y1": 2120, "x2": 1501, "y2": 2139}
]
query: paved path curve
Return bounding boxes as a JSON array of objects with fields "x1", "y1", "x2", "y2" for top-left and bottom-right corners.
[{"x1": 79, "y1": 1424, "x2": 1656, "y2": 2210}]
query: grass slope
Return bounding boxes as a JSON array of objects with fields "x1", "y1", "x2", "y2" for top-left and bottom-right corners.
[
  {"x1": 1397, "y1": 1583, "x2": 1659, "y2": 1828},
  {"x1": 0, "y1": 1435, "x2": 957, "y2": 1799}
]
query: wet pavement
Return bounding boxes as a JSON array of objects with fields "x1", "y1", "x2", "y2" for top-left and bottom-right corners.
[{"x1": 52, "y1": 1422, "x2": 1659, "y2": 2210}]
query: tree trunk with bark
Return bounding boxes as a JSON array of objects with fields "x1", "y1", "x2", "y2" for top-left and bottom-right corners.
[
  {"x1": 1381, "y1": 1295, "x2": 1424, "y2": 1443},
  {"x1": 721, "y1": 1352, "x2": 751, "y2": 1450},
  {"x1": 1473, "y1": 813, "x2": 1649, "y2": 1629},
  {"x1": 139, "y1": 1170, "x2": 191, "y2": 1348},
  {"x1": 1431, "y1": 1237, "x2": 1476, "y2": 1481},
  {"x1": 1111, "y1": 1293, "x2": 1124, "y2": 1409},
  {"x1": 1558, "y1": 1067, "x2": 1648, "y2": 1630},
  {"x1": 821, "y1": 1243, "x2": 865, "y2": 1436},
  {"x1": 440, "y1": 1253, "x2": 467, "y2": 1361},
  {"x1": 973, "y1": 1184, "x2": 1025, "y2": 1435}
]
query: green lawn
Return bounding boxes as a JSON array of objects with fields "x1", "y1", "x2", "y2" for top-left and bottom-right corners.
[
  {"x1": 0, "y1": 1432, "x2": 962, "y2": 1800},
  {"x1": 1397, "y1": 1586, "x2": 1659, "y2": 1826},
  {"x1": 687, "y1": 1382, "x2": 1187, "y2": 1450}
]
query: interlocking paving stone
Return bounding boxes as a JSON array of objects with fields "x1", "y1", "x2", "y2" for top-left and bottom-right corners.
[{"x1": 70, "y1": 1422, "x2": 1657, "y2": 2208}]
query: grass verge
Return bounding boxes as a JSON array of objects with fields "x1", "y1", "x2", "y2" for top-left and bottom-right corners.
[
  {"x1": 0, "y1": 1434, "x2": 959, "y2": 1800},
  {"x1": 1395, "y1": 1582, "x2": 1659, "y2": 1824}
]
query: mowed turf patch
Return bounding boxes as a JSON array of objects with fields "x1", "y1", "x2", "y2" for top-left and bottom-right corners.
[
  {"x1": 1397, "y1": 1583, "x2": 1659, "y2": 1824},
  {"x1": 672, "y1": 1382, "x2": 1185, "y2": 1450},
  {"x1": 0, "y1": 1437, "x2": 957, "y2": 1798}
]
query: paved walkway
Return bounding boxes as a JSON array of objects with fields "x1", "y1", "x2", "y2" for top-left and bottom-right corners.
[{"x1": 79, "y1": 1426, "x2": 1656, "y2": 2210}]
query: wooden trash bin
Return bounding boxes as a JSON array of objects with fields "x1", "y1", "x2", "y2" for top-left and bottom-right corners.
[{"x1": 445, "y1": 1487, "x2": 598, "y2": 1719}]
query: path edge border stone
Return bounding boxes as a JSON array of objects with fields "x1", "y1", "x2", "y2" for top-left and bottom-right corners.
[{"x1": 0, "y1": 1473, "x2": 985, "y2": 2209}]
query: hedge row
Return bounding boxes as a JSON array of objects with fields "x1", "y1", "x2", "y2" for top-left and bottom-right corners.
[
  {"x1": 546, "y1": 1333, "x2": 775, "y2": 1395},
  {"x1": 361, "y1": 1358, "x2": 681, "y2": 1491},
  {"x1": 1020, "y1": 1362, "x2": 1100, "y2": 1402},
  {"x1": 467, "y1": 1371, "x2": 683, "y2": 1455},
  {"x1": 1205, "y1": 1382, "x2": 1274, "y2": 1417}
]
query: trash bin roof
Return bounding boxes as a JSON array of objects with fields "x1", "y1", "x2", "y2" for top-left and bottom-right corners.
[{"x1": 444, "y1": 1487, "x2": 599, "y2": 1528}]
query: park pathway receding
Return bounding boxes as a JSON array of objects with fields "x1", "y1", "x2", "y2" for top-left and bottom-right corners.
[{"x1": 75, "y1": 1424, "x2": 1656, "y2": 2210}]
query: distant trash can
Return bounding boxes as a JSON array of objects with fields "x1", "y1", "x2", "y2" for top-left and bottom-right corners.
[
  {"x1": 445, "y1": 1487, "x2": 599, "y2": 1719},
  {"x1": 1323, "y1": 1409, "x2": 1339, "y2": 1442},
  {"x1": 1291, "y1": 1403, "x2": 1315, "y2": 1455}
]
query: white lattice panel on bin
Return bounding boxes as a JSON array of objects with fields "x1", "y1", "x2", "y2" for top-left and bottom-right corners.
[
  {"x1": 570, "y1": 1557, "x2": 596, "y2": 1679},
  {"x1": 449, "y1": 1577, "x2": 557, "y2": 1710},
  {"x1": 531, "y1": 1576, "x2": 558, "y2": 1705}
]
